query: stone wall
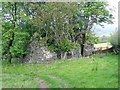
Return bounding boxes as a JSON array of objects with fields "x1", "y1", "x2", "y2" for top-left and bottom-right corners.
[
  {"x1": 24, "y1": 41, "x2": 57, "y2": 63},
  {"x1": 68, "y1": 48, "x2": 81, "y2": 58},
  {"x1": 83, "y1": 43, "x2": 94, "y2": 56},
  {"x1": 67, "y1": 44, "x2": 94, "y2": 58},
  {"x1": 23, "y1": 41, "x2": 94, "y2": 63}
]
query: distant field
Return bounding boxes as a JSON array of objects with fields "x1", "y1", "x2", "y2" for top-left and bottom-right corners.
[{"x1": 2, "y1": 53, "x2": 118, "y2": 88}]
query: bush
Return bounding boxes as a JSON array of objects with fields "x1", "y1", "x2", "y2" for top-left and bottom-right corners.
[
  {"x1": 48, "y1": 39, "x2": 80, "y2": 53},
  {"x1": 10, "y1": 31, "x2": 30, "y2": 58}
]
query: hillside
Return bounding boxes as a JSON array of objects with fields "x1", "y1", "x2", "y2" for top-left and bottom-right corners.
[{"x1": 2, "y1": 53, "x2": 118, "y2": 88}]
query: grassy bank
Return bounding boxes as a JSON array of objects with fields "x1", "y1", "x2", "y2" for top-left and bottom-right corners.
[{"x1": 2, "y1": 53, "x2": 118, "y2": 88}]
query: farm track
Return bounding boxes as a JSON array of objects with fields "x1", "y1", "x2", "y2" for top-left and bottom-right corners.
[
  {"x1": 34, "y1": 77, "x2": 49, "y2": 89},
  {"x1": 47, "y1": 74, "x2": 69, "y2": 88}
]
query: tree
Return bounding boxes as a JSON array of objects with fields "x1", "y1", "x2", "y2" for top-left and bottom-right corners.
[
  {"x1": 2, "y1": 2, "x2": 17, "y2": 63},
  {"x1": 2, "y1": 2, "x2": 114, "y2": 63},
  {"x1": 2, "y1": 2, "x2": 36, "y2": 63},
  {"x1": 86, "y1": 31, "x2": 99, "y2": 44},
  {"x1": 32, "y1": 2, "x2": 79, "y2": 59},
  {"x1": 74, "y1": 1, "x2": 113, "y2": 56},
  {"x1": 10, "y1": 31, "x2": 30, "y2": 61},
  {"x1": 32, "y1": 2, "x2": 113, "y2": 57}
]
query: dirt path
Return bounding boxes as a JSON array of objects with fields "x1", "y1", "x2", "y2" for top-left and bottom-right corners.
[
  {"x1": 34, "y1": 78, "x2": 49, "y2": 89},
  {"x1": 47, "y1": 75, "x2": 69, "y2": 88}
]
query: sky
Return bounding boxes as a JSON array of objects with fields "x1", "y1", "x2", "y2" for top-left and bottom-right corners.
[{"x1": 93, "y1": 0, "x2": 119, "y2": 37}]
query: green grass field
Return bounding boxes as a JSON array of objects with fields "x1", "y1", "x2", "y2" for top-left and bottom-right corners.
[{"x1": 2, "y1": 53, "x2": 118, "y2": 88}]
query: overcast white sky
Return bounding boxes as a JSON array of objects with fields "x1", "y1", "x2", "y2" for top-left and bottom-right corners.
[{"x1": 93, "y1": 0, "x2": 119, "y2": 37}]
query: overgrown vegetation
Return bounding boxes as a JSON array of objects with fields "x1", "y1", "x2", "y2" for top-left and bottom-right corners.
[{"x1": 2, "y1": 2, "x2": 113, "y2": 63}]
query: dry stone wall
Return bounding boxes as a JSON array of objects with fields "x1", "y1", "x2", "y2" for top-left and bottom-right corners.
[
  {"x1": 24, "y1": 41, "x2": 57, "y2": 63},
  {"x1": 83, "y1": 43, "x2": 94, "y2": 56},
  {"x1": 24, "y1": 41, "x2": 94, "y2": 63}
]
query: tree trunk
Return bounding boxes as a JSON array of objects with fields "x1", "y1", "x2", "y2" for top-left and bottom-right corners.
[
  {"x1": 63, "y1": 52, "x2": 67, "y2": 59},
  {"x1": 8, "y1": 3, "x2": 17, "y2": 63},
  {"x1": 8, "y1": 52, "x2": 12, "y2": 64},
  {"x1": 81, "y1": 33, "x2": 86, "y2": 57},
  {"x1": 60, "y1": 52, "x2": 62, "y2": 59},
  {"x1": 71, "y1": 51, "x2": 74, "y2": 58},
  {"x1": 57, "y1": 52, "x2": 61, "y2": 59},
  {"x1": 60, "y1": 52, "x2": 64, "y2": 59}
]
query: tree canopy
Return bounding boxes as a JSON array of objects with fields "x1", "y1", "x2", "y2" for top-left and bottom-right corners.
[{"x1": 2, "y1": 2, "x2": 114, "y2": 63}]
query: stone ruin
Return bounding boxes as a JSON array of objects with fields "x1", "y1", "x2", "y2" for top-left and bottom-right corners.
[
  {"x1": 23, "y1": 41, "x2": 94, "y2": 63},
  {"x1": 24, "y1": 41, "x2": 57, "y2": 63},
  {"x1": 68, "y1": 48, "x2": 81, "y2": 58},
  {"x1": 83, "y1": 43, "x2": 94, "y2": 56}
]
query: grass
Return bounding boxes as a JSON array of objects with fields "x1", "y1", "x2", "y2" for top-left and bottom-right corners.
[{"x1": 2, "y1": 53, "x2": 118, "y2": 88}]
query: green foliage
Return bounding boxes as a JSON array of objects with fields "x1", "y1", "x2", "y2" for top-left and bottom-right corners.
[
  {"x1": 10, "y1": 31, "x2": 30, "y2": 57},
  {"x1": 79, "y1": 2, "x2": 113, "y2": 25},
  {"x1": 48, "y1": 39, "x2": 80, "y2": 53},
  {"x1": 33, "y1": 3, "x2": 79, "y2": 53},
  {"x1": 2, "y1": 28, "x2": 15, "y2": 55},
  {"x1": 86, "y1": 32, "x2": 99, "y2": 44},
  {"x1": 2, "y1": 2, "x2": 114, "y2": 62},
  {"x1": 2, "y1": 2, "x2": 33, "y2": 62},
  {"x1": 57, "y1": 39, "x2": 74, "y2": 52},
  {"x1": 72, "y1": 1, "x2": 113, "y2": 53},
  {"x1": 74, "y1": 2, "x2": 113, "y2": 32}
]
